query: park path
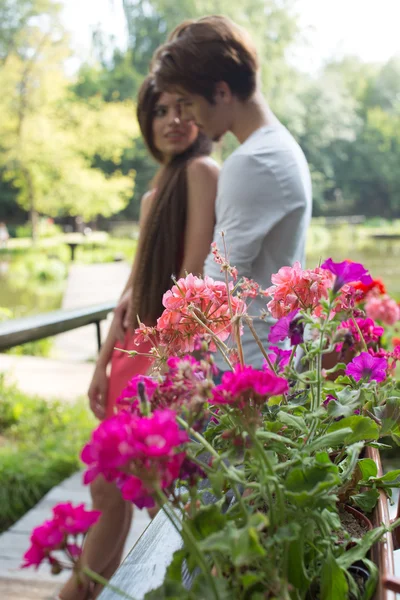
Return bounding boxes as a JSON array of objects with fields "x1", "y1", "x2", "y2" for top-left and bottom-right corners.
[{"x1": 0, "y1": 261, "x2": 153, "y2": 599}]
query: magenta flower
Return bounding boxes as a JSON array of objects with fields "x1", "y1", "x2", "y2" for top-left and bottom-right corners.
[
  {"x1": 321, "y1": 258, "x2": 373, "y2": 292},
  {"x1": 268, "y1": 309, "x2": 304, "y2": 346},
  {"x1": 336, "y1": 317, "x2": 384, "y2": 352},
  {"x1": 211, "y1": 365, "x2": 289, "y2": 406},
  {"x1": 52, "y1": 503, "x2": 101, "y2": 535},
  {"x1": 22, "y1": 503, "x2": 102, "y2": 570},
  {"x1": 81, "y1": 409, "x2": 188, "y2": 509},
  {"x1": 22, "y1": 520, "x2": 65, "y2": 569},
  {"x1": 345, "y1": 352, "x2": 388, "y2": 383},
  {"x1": 116, "y1": 375, "x2": 158, "y2": 409},
  {"x1": 265, "y1": 346, "x2": 292, "y2": 373},
  {"x1": 81, "y1": 411, "x2": 136, "y2": 484}
]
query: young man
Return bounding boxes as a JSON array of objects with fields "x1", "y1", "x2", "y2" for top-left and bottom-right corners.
[{"x1": 153, "y1": 15, "x2": 312, "y2": 369}]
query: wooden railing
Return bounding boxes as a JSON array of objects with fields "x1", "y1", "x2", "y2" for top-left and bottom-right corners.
[{"x1": 0, "y1": 302, "x2": 116, "y2": 352}]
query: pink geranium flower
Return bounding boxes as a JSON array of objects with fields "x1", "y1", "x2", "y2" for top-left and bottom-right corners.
[
  {"x1": 211, "y1": 365, "x2": 288, "y2": 406},
  {"x1": 365, "y1": 294, "x2": 400, "y2": 326},
  {"x1": 345, "y1": 352, "x2": 388, "y2": 383},
  {"x1": 154, "y1": 274, "x2": 247, "y2": 354},
  {"x1": 265, "y1": 262, "x2": 333, "y2": 318}
]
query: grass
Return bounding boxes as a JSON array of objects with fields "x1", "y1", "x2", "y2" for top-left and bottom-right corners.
[{"x1": 0, "y1": 375, "x2": 96, "y2": 533}]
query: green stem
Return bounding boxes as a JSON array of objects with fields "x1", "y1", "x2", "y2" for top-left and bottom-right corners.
[
  {"x1": 351, "y1": 315, "x2": 368, "y2": 352},
  {"x1": 155, "y1": 490, "x2": 221, "y2": 600},
  {"x1": 245, "y1": 316, "x2": 277, "y2": 373},
  {"x1": 177, "y1": 416, "x2": 248, "y2": 521},
  {"x1": 82, "y1": 567, "x2": 135, "y2": 600},
  {"x1": 247, "y1": 429, "x2": 284, "y2": 528},
  {"x1": 188, "y1": 307, "x2": 234, "y2": 370}
]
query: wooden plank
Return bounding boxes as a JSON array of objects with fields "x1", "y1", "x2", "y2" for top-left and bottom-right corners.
[{"x1": 99, "y1": 510, "x2": 182, "y2": 600}]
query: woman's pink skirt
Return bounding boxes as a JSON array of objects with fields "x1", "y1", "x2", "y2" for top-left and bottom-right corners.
[{"x1": 106, "y1": 331, "x2": 153, "y2": 418}]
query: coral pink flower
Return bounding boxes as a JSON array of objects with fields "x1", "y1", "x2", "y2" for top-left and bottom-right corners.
[
  {"x1": 265, "y1": 262, "x2": 333, "y2": 318},
  {"x1": 211, "y1": 365, "x2": 288, "y2": 406},
  {"x1": 156, "y1": 275, "x2": 246, "y2": 353},
  {"x1": 365, "y1": 294, "x2": 400, "y2": 326}
]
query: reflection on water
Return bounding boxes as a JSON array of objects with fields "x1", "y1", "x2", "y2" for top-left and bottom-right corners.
[
  {"x1": 306, "y1": 230, "x2": 400, "y2": 299},
  {"x1": 0, "y1": 259, "x2": 63, "y2": 317}
]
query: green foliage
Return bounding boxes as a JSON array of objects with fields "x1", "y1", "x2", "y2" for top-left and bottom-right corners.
[{"x1": 0, "y1": 375, "x2": 95, "y2": 532}]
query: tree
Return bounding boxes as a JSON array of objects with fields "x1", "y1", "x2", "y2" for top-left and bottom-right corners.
[{"x1": 0, "y1": 0, "x2": 138, "y2": 239}]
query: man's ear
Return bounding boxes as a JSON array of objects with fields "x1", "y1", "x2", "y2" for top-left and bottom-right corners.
[{"x1": 214, "y1": 81, "x2": 232, "y2": 103}]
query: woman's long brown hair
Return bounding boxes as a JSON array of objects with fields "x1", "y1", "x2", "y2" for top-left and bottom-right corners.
[{"x1": 131, "y1": 76, "x2": 212, "y2": 327}]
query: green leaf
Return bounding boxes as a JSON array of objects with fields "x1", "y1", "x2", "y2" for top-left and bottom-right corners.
[
  {"x1": 359, "y1": 558, "x2": 379, "y2": 600},
  {"x1": 357, "y1": 458, "x2": 378, "y2": 480},
  {"x1": 320, "y1": 551, "x2": 348, "y2": 600},
  {"x1": 337, "y1": 526, "x2": 386, "y2": 569},
  {"x1": 328, "y1": 416, "x2": 379, "y2": 444},
  {"x1": 374, "y1": 469, "x2": 400, "y2": 483},
  {"x1": 277, "y1": 410, "x2": 307, "y2": 433},
  {"x1": 285, "y1": 461, "x2": 340, "y2": 507},
  {"x1": 188, "y1": 505, "x2": 226, "y2": 540},
  {"x1": 328, "y1": 388, "x2": 361, "y2": 418},
  {"x1": 306, "y1": 428, "x2": 353, "y2": 452},
  {"x1": 191, "y1": 573, "x2": 231, "y2": 600},
  {"x1": 351, "y1": 489, "x2": 380, "y2": 513},
  {"x1": 165, "y1": 548, "x2": 187, "y2": 582},
  {"x1": 287, "y1": 535, "x2": 311, "y2": 594},
  {"x1": 256, "y1": 430, "x2": 299, "y2": 447}
]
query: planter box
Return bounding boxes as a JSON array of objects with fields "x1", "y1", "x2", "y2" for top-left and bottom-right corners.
[
  {"x1": 366, "y1": 447, "x2": 400, "y2": 600},
  {"x1": 100, "y1": 449, "x2": 400, "y2": 600}
]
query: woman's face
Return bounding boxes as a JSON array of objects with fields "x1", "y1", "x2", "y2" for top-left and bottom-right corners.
[{"x1": 152, "y1": 92, "x2": 199, "y2": 161}]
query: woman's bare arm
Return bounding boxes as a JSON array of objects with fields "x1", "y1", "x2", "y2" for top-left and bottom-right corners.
[{"x1": 178, "y1": 157, "x2": 219, "y2": 278}]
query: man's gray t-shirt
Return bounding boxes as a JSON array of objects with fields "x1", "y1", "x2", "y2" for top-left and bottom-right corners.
[{"x1": 204, "y1": 124, "x2": 312, "y2": 369}]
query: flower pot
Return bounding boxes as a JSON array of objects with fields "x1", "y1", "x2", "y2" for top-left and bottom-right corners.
[
  {"x1": 339, "y1": 504, "x2": 373, "y2": 548},
  {"x1": 348, "y1": 562, "x2": 372, "y2": 599},
  {"x1": 322, "y1": 347, "x2": 355, "y2": 380}
]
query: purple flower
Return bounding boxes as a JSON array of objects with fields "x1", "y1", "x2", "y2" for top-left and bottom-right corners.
[
  {"x1": 321, "y1": 258, "x2": 373, "y2": 292},
  {"x1": 345, "y1": 352, "x2": 388, "y2": 383},
  {"x1": 268, "y1": 309, "x2": 304, "y2": 346},
  {"x1": 264, "y1": 346, "x2": 292, "y2": 373}
]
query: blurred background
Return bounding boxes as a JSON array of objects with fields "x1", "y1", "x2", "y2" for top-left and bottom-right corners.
[{"x1": 0, "y1": 2, "x2": 399, "y2": 595}]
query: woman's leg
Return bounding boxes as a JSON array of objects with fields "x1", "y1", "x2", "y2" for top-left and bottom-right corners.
[{"x1": 58, "y1": 477, "x2": 133, "y2": 600}]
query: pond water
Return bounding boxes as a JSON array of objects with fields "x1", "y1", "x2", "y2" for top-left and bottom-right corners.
[{"x1": 0, "y1": 260, "x2": 63, "y2": 318}]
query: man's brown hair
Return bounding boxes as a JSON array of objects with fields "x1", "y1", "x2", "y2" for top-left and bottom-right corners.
[{"x1": 153, "y1": 15, "x2": 259, "y2": 103}]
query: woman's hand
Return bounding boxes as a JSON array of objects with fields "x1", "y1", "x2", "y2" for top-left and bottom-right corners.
[
  {"x1": 114, "y1": 289, "x2": 132, "y2": 341},
  {"x1": 88, "y1": 365, "x2": 109, "y2": 420}
]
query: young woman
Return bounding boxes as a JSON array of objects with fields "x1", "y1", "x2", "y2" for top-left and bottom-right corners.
[{"x1": 58, "y1": 76, "x2": 219, "y2": 600}]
